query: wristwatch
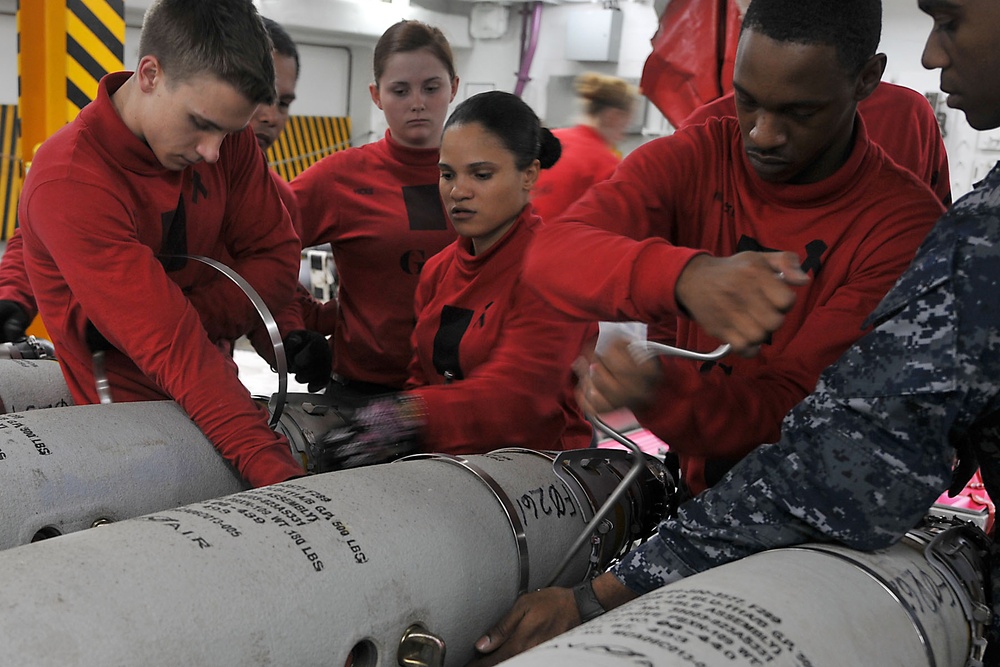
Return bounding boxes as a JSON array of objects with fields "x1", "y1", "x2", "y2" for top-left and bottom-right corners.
[{"x1": 572, "y1": 578, "x2": 607, "y2": 622}]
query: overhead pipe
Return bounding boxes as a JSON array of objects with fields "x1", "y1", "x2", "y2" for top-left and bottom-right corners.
[{"x1": 514, "y1": 2, "x2": 543, "y2": 98}]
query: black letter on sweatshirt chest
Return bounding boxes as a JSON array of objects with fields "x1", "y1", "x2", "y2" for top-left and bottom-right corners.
[
  {"x1": 191, "y1": 172, "x2": 209, "y2": 204},
  {"x1": 432, "y1": 305, "x2": 473, "y2": 381},
  {"x1": 159, "y1": 196, "x2": 189, "y2": 271},
  {"x1": 736, "y1": 235, "x2": 828, "y2": 277}
]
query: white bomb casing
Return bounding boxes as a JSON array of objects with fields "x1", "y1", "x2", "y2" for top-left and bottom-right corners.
[
  {"x1": 0, "y1": 448, "x2": 671, "y2": 666},
  {"x1": 0, "y1": 358, "x2": 73, "y2": 413},
  {"x1": 0, "y1": 400, "x2": 248, "y2": 546},
  {"x1": 497, "y1": 519, "x2": 991, "y2": 667},
  {"x1": 0, "y1": 393, "x2": 354, "y2": 549}
]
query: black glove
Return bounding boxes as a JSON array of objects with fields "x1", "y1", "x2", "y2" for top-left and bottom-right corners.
[
  {"x1": 84, "y1": 320, "x2": 115, "y2": 352},
  {"x1": 311, "y1": 394, "x2": 426, "y2": 473},
  {"x1": 0, "y1": 300, "x2": 29, "y2": 343},
  {"x1": 283, "y1": 329, "x2": 333, "y2": 393}
]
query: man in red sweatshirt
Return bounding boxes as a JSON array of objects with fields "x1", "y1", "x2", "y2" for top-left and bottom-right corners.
[
  {"x1": 16, "y1": 0, "x2": 305, "y2": 487},
  {"x1": 520, "y1": 0, "x2": 944, "y2": 498}
]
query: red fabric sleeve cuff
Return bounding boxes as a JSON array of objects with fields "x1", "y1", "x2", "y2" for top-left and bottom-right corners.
[
  {"x1": 241, "y1": 444, "x2": 306, "y2": 488},
  {"x1": 630, "y1": 243, "x2": 708, "y2": 318}
]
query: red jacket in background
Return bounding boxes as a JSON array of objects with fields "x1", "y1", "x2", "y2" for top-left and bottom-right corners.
[
  {"x1": 0, "y1": 229, "x2": 35, "y2": 318},
  {"x1": 532, "y1": 125, "x2": 621, "y2": 222},
  {"x1": 291, "y1": 131, "x2": 458, "y2": 389}
]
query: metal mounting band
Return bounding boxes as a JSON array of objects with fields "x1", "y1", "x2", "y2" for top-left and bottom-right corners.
[
  {"x1": 164, "y1": 254, "x2": 288, "y2": 427},
  {"x1": 403, "y1": 452, "x2": 530, "y2": 594},
  {"x1": 790, "y1": 545, "x2": 937, "y2": 667}
]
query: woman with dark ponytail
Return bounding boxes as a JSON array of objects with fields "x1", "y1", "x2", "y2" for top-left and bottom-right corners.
[{"x1": 317, "y1": 91, "x2": 595, "y2": 469}]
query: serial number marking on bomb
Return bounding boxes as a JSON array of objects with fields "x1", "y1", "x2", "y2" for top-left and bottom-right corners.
[
  {"x1": 244, "y1": 486, "x2": 328, "y2": 527},
  {"x1": 231, "y1": 484, "x2": 369, "y2": 564},
  {"x1": 201, "y1": 498, "x2": 270, "y2": 525},
  {"x1": 174, "y1": 507, "x2": 242, "y2": 538},
  {"x1": 516, "y1": 484, "x2": 579, "y2": 523},
  {"x1": 890, "y1": 566, "x2": 953, "y2": 614},
  {"x1": 244, "y1": 490, "x2": 319, "y2": 527}
]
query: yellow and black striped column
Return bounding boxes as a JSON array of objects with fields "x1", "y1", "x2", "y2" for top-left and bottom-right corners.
[
  {"x1": 0, "y1": 104, "x2": 20, "y2": 241},
  {"x1": 8, "y1": 0, "x2": 123, "y2": 240},
  {"x1": 16, "y1": 0, "x2": 124, "y2": 185},
  {"x1": 65, "y1": 0, "x2": 125, "y2": 118},
  {"x1": 10, "y1": 0, "x2": 123, "y2": 343}
]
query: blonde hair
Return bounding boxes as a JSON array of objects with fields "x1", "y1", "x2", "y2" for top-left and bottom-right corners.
[{"x1": 574, "y1": 72, "x2": 636, "y2": 116}]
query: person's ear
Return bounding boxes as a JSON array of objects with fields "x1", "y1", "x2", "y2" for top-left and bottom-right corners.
[
  {"x1": 855, "y1": 52, "x2": 887, "y2": 102},
  {"x1": 136, "y1": 55, "x2": 162, "y2": 93},
  {"x1": 449, "y1": 76, "x2": 460, "y2": 103},
  {"x1": 523, "y1": 159, "x2": 540, "y2": 190},
  {"x1": 369, "y1": 82, "x2": 383, "y2": 110}
]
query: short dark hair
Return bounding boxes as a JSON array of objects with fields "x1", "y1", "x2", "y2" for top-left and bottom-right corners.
[
  {"x1": 138, "y1": 0, "x2": 275, "y2": 105},
  {"x1": 374, "y1": 20, "x2": 456, "y2": 84},
  {"x1": 741, "y1": 0, "x2": 882, "y2": 75},
  {"x1": 444, "y1": 91, "x2": 561, "y2": 171},
  {"x1": 262, "y1": 17, "x2": 300, "y2": 80}
]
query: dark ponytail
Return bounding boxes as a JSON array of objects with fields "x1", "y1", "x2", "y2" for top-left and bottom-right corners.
[{"x1": 444, "y1": 91, "x2": 561, "y2": 170}]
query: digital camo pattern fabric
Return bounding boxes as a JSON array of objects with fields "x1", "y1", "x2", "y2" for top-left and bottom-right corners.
[{"x1": 613, "y1": 162, "x2": 1000, "y2": 635}]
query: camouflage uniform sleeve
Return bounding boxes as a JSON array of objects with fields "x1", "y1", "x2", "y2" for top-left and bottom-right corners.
[{"x1": 612, "y1": 163, "x2": 1000, "y2": 595}]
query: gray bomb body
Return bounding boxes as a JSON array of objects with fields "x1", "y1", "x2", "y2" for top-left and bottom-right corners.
[
  {"x1": 0, "y1": 400, "x2": 248, "y2": 545},
  {"x1": 498, "y1": 521, "x2": 989, "y2": 667},
  {"x1": 0, "y1": 449, "x2": 667, "y2": 666},
  {"x1": 0, "y1": 357, "x2": 73, "y2": 413},
  {"x1": 0, "y1": 392, "x2": 368, "y2": 548},
  {"x1": 0, "y1": 392, "x2": 376, "y2": 549}
]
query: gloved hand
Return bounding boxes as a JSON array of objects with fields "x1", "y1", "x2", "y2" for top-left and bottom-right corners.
[
  {"x1": 311, "y1": 394, "x2": 426, "y2": 473},
  {"x1": 0, "y1": 300, "x2": 29, "y2": 343},
  {"x1": 84, "y1": 320, "x2": 115, "y2": 352},
  {"x1": 283, "y1": 329, "x2": 333, "y2": 393}
]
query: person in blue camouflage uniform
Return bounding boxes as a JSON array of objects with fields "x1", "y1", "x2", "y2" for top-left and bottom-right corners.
[{"x1": 468, "y1": 1, "x2": 1000, "y2": 664}]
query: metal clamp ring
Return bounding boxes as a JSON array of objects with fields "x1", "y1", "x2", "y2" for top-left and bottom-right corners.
[
  {"x1": 163, "y1": 254, "x2": 288, "y2": 427},
  {"x1": 403, "y1": 452, "x2": 530, "y2": 594}
]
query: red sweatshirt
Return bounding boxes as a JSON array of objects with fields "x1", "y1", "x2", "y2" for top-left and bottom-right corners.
[
  {"x1": 290, "y1": 131, "x2": 458, "y2": 389},
  {"x1": 682, "y1": 82, "x2": 953, "y2": 206},
  {"x1": 532, "y1": 125, "x2": 621, "y2": 221},
  {"x1": 407, "y1": 208, "x2": 595, "y2": 453},
  {"x1": 524, "y1": 116, "x2": 944, "y2": 494},
  {"x1": 0, "y1": 230, "x2": 36, "y2": 317},
  {"x1": 18, "y1": 72, "x2": 304, "y2": 488}
]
